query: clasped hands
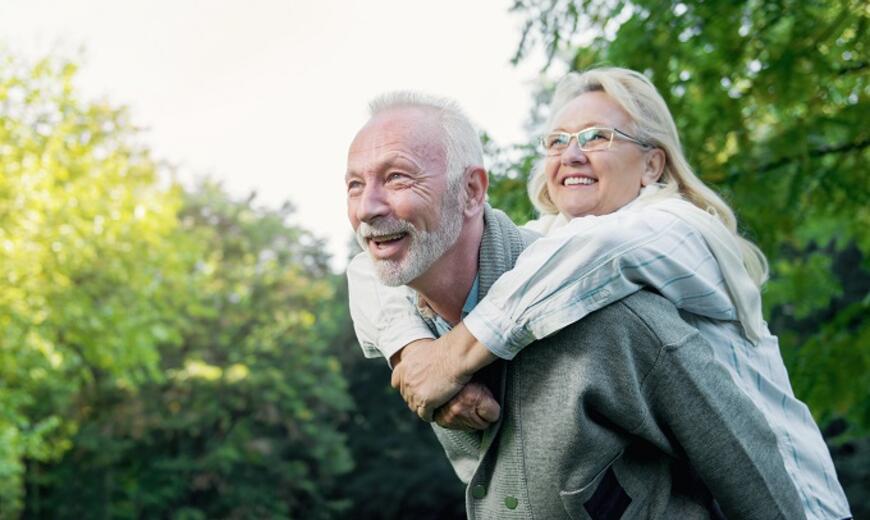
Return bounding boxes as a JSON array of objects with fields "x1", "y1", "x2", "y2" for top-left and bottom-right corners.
[{"x1": 390, "y1": 323, "x2": 500, "y2": 431}]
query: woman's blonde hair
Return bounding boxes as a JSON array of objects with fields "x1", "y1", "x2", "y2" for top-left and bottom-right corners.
[{"x1": 527, "y1": 67, "x2": 768, "y2": 286}]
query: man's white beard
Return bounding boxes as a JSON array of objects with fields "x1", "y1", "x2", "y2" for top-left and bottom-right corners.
[{"x1": 356, "y1": 188, "x2": 464, "y2": 287}]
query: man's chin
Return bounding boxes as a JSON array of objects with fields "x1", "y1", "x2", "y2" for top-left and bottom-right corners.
[
  {"x1": 372, "y1": 261, "x2": 412, "y2": 287},
  {"x1": 371, "y1": 255, "x2": 431, "y2": 287}
]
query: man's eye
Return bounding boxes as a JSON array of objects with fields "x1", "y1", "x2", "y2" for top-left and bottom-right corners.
[
  {"x1": 387, "y1": 172, "x2": 408, "y2": 183},
  {"x1": 347, "y1": 180, "x2": 363, "y2": 193}
]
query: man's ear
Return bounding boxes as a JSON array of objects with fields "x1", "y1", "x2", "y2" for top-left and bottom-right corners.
[
  {"x1": 463, "y1": 166, "x2": 488, "y2": 217},
  {"x1": 641, "y1": 148, "x2": 666, "y2": 186}
]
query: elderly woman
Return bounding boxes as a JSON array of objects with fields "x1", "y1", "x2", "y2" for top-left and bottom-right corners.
[{"x1": 346, "y1": 67, "x2": 850, "y2": 519}]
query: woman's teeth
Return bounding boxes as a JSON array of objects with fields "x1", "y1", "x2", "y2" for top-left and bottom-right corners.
[{"x1": 564, "y1": 177, "x2": 596, "y2": 186}]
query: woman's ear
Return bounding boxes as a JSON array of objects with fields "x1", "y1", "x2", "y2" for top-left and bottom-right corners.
[
  {"x1": 463, "y1": 165, "x2": 488, "y2": 217},
  {"x1": 641, "y1": 148, "x2": 666, "y2": 186}
]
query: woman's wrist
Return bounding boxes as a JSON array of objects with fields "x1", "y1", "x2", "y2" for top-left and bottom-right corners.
[{"x1": 448, "y1": 323, "x2": 497, "y2": 378}]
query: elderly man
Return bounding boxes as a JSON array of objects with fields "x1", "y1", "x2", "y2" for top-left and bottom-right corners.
[{"x1": 345, "y1": 92, "x2": 804, "y2": 519}]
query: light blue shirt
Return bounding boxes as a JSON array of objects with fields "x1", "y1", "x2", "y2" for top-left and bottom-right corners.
[{"x1": 431, "y1": 275, "x2": 479, "y2": 337}]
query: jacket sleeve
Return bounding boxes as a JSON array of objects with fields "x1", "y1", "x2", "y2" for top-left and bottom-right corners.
[
  {"x1": 346, "y1": 253, "x2": 435, "y2": 363},
  {"x1": 614, "y1": 296, "x2": 806, "y2": 520}
]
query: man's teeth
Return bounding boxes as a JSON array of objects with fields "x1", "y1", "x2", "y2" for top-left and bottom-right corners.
[
  {"x1": 564, "y1": 177, "x2": 596, "y2": 186},
  {"x1": 371, "y1": 233, "x2": 405, "y2": 244}
]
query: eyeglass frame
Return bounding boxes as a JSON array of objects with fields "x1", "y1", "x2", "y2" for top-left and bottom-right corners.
[{"x1": 540, "y1": 126, "x2": 653, "y2": 155}]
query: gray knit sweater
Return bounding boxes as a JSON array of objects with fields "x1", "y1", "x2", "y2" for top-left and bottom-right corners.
[{"x1": 427, "y1": 206, "x2": 805, "y2": 520}]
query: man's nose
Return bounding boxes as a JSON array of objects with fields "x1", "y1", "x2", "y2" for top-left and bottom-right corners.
[{"x1": 356, "y1": 183, "x2": 390, "y2": 223}]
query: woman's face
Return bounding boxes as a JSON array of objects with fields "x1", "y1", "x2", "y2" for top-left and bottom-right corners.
[{"x1": 544, "y1": 91, "x2": 663, "y2": 218}]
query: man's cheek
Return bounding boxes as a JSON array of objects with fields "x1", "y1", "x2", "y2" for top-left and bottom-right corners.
[{"x1": 346, "y1": 203, "x2": 359, "y2": 229}]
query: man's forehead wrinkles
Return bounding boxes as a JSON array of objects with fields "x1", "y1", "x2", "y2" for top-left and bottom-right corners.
[
  {"x1": 352, "y1": 130, "x2": 403, "y2": 148},
  {"x1": 351, "y1": 143, "x2": 442, "y2": 174},
  {"x1": 382, "y1": 150, "x2": 421, "y2": 163},
  {"x1": 369, "y1": 151, "x2": 424, "y2": 174},
  {"x1": 355, "y1": 147, "x2": 418, "y2": 165},
  {"x1": 350, "y1": 135, "x2": 419, "y2": 163}
]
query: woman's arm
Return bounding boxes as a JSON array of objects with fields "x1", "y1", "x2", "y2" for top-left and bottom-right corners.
[
  {"x1": 465, "y1": 206, "x2": 734, "y2": 359},
  {"x1": 404, "y1": 205, "x2": 737, "y2": 419}
]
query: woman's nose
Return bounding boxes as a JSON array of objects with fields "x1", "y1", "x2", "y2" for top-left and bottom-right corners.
[{"x1": 560, "y1": 139, "x2": 589, "y2": 165}]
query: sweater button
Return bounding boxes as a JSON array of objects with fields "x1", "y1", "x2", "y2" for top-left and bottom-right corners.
[
  {"x1": 471, "y1": 484, "x2": 486, "y2": 499},
  {"x1": 504, "y1": 496, "x2": 518, "y2": 509}
]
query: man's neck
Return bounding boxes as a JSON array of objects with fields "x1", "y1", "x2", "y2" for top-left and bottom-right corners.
[{"x1": 408, "y1": 217, "x2": 483, "y2": 325}]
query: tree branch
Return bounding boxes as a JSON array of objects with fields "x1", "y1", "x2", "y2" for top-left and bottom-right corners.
[
  {"x1": 759, "y1": 138, "x2": 870, "y2": 172},
  {"x1": 836, "y1": 62, "x2": 867, "y2": 76}
]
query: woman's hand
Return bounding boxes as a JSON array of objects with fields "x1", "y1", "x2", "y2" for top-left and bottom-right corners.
[{"x1": 390, "y1": 323, "x2": 497, "y2": 421}]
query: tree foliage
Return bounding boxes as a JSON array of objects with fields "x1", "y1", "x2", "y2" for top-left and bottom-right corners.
[
  {"x1": 0, "y1": 53, "x2": 191, "y2": 516},
  {"x1": 24, "y1": 182, "x2": 354, "y2": 519},
  {"x1": 1, "y1": 54, "x2": 354, "y2": 519}
]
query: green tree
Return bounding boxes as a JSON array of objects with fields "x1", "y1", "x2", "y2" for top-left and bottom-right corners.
[
  {"x1": 0, "y1": 53, "x2": 192, "y2": 517},
  {"x1": 1, "y1": 52, "x2": 354, "y2": 518},
  {"x1": 25, "y1": 182, "x2": 354, "y2": 519}
]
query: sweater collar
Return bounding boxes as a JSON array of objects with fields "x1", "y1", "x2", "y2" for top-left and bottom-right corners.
[{"x1": 478, "y1": 204, "x2": 530, "y2": 299}]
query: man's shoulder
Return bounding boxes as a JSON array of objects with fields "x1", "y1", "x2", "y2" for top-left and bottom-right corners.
[
  {"x1": 612, "y1": 290, "x2": 702, "y2": 346},
  {"x1": 513, "y1": 291, "x2": 707, "y2": 410},
  {"x1": 547, "y1": 290, "x2": 702, "y2": 355}
]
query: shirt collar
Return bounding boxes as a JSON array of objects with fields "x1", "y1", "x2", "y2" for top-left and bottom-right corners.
[
  {"x1": 423, "y1": 273, "x2": 480, "y2": 337},
  {"x1": 461, "y1": 275, "x2": 480, "y2": 317}
]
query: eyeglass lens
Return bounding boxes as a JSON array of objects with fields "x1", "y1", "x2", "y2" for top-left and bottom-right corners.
[{"x1": 545, "y1": 128, "x2": 614, "y2": 153}]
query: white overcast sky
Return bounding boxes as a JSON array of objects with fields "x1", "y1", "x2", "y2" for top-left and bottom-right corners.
[{"x1": 1, "y1": 0, "x2": 547, "y2": 270}]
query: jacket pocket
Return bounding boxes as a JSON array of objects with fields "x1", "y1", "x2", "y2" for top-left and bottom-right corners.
[{"x1": 560, "y1": 451, "x2": 631, "y2": 520}]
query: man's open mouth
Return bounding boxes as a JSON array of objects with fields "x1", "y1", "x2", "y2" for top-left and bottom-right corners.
[{"x1": 369, "y1": 232, "x2": 408, "y2": 246}]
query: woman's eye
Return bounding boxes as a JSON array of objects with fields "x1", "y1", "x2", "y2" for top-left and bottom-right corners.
[
  {"x1": 585, "y1": 130, "x2": 606, "y2": 141},
  {"x1": 547, "y1": 134, "x2": 569, "y2": 147}
]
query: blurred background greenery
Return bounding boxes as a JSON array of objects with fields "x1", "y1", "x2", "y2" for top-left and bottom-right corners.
[{"x1": 1, "y1": 0, "x2": 867, "y2": 518}]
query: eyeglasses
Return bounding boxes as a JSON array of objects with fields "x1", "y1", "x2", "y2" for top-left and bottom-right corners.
[{"x1": 541, "y1": 127, "x2": 652, "y2": 155}]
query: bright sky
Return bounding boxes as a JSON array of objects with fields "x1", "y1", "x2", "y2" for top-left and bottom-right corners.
[{"x1": 1, "y1": 0, "x2": 545, "y2": 270}]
